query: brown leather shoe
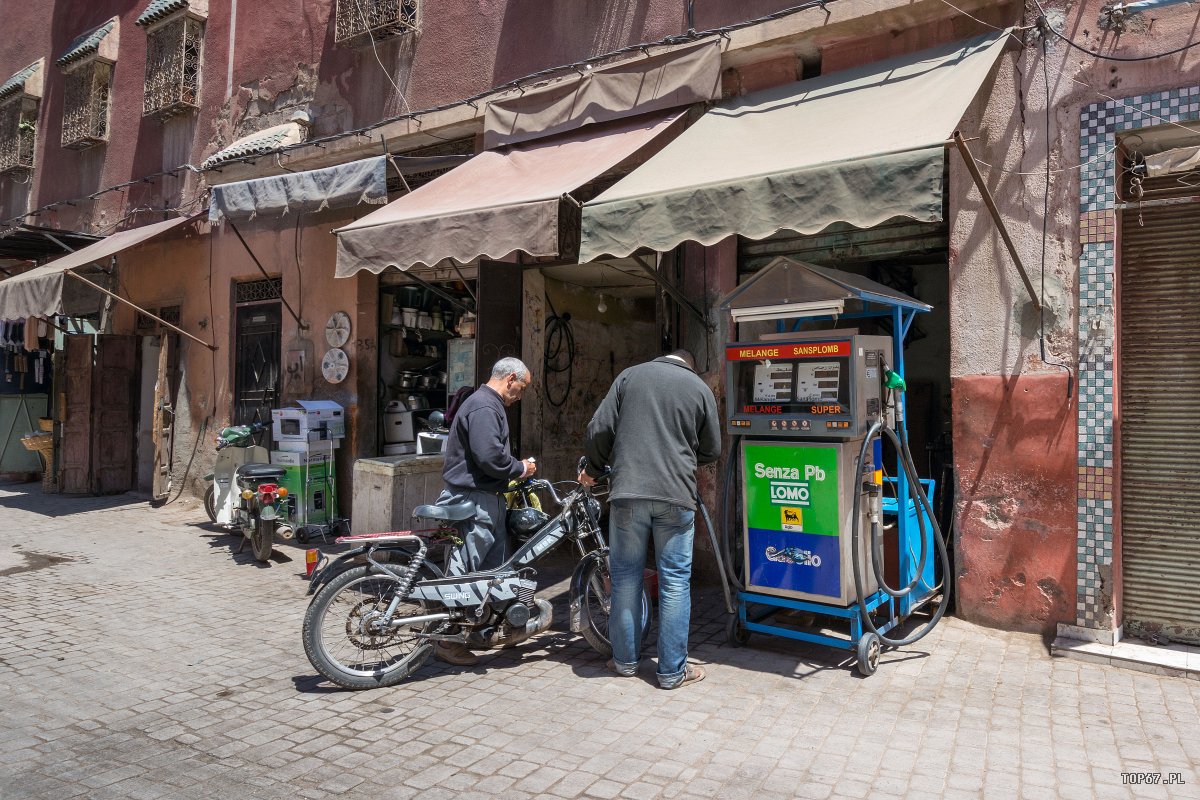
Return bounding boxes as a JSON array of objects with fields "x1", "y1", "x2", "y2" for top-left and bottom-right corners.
[{"x1": 434, "y1": 642, "x2": 479, "y2": 666}]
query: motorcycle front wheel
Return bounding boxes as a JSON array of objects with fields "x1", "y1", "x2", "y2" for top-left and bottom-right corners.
[
  {"x1": 203, "y1": 485, "x2": 217, "y2": 524},
  {"x1": 251, "y1": 517, "x2": 274, "y2": 562},
  {"x1": 302, "y1": 564, "x2": 435, "y2": 690},
  {"x1": 579, "y1": 557, "x2": 652, "y2": 659}
]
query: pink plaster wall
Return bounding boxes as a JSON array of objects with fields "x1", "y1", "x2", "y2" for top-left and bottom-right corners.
[{"x1": 952, "y1": 374, "x2": 1076, "y2": 633}]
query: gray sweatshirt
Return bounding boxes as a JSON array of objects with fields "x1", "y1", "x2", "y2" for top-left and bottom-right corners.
[
  {"x1": 442, "y1": 385, "x2": 524, "y2": 493},
  {"x1": 584, "y1": 356, "x2": 721, "y2": 509}
]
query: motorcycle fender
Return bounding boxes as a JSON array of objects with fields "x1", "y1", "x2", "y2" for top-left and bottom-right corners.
[
  {"x1": 307, "y1": 546, "x2": 369, "y2": 595},
  {"x1": 568, "y1": 551, "x2": 606, "y2": 633},
  {"x1": 306, "y1": 546, "x2": 445, "y2": 596},
  {"x1": 260, "y1": 505, "x2": 278, "y2": 521},
  {"x1": 203, "y1": 472, "x2": 214, "y2": 481}
]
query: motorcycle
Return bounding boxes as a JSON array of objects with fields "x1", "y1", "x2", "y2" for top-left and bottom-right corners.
[
  {"x1": 301, "y1": 467, "x2": 651, "y2": 690},
  {"x1": 203, "y1": 422, "x2": 290, "y2": 563}
]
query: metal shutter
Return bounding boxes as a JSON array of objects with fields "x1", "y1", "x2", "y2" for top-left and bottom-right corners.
[{"x1": 1120, "y1": 199, "x2": 1200, "y2": 644}]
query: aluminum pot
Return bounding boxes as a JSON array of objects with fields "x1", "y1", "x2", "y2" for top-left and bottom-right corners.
[
  {"x1": 417, "y1": 374, "x2": 436, "y2": 390},
  {"x1": 396, "y1": 371, "x2": 419, "y2": 390}
]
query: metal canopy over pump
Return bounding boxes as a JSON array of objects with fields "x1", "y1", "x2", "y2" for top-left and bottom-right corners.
[{"x1": 719, "y1": 257, "x2": 932, "y2": 323}]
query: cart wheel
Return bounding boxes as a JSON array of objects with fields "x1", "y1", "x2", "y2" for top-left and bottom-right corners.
[
  {"x1": 726, "y1": 613, "x2": 750, "y2": 647},
  {"x1": 856, "y1": 632, "x2": 881, "y2": 676}
]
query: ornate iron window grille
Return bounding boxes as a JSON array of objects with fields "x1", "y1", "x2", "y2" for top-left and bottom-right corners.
[
  {"x1": 0, "y1": 97, "x2": 38, "y2": 175},
  {"x1": 142, "y1": 15, "x2": 203, "y2": 119},
  {"x1": 136, "y1": 304, "x2": 182, "y2": 332},
  {"x1": 335, "y1": 0, "x2": 418, "y2": 44},
  {"x1": 235, "y1": 278, "x2": 282, "y2": 304},
  {"x1": 62, "y1": 61, "x2": 111, "y2": 149}
]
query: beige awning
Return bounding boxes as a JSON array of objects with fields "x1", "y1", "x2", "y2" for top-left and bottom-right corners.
[
  {"x1": 0, "y1": 215, "x2": 198, "y2": 320},
  {"x1": 334, "y1": 112, "x2": 682, "y2": 277},
  {"x1": 579, "y1": 31, "x2": 1010, "y2": 262},
  {"x1": 484, "y1": 40, "x2": 721, "y2": 150}
]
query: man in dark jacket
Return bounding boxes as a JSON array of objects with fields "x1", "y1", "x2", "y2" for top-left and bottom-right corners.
[
  {"x1": 435, "y1": 357, "x2": 536, "y2": 665},
  {"x1": 579, "y1": 349, "x2": 721, "y2": 688}
]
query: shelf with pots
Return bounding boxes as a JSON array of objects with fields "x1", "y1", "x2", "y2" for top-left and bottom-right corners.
[{"x1": 381, "y1": 324, "x2": 457, "y2": 342}]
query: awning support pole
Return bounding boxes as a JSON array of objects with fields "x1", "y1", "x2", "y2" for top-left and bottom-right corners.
[
  {"x1": 63, "y1": 271, "x2": 218, "y2": 351},
  {"x1": 952, "y1": 131, "x2": 1042, "y2": 312},
  {"x1": 227, "y1": 219, "x2": 308, "y2": 329},
  {"x1": 631, "y1": 254, "x2": 714, "y2": 332}
]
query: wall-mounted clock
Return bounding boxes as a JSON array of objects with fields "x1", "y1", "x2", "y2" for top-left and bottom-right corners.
[
  {"x1": 321, "y1": 348, "x2": 349, "y2": 384},
  {"x1": 325, "y1": 310, "x2": 352, "y2": 348}
]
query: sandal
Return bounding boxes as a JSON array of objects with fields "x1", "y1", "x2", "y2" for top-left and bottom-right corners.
[{"x1": 664, "y1": 664, "x2": 706, "y2": 689}]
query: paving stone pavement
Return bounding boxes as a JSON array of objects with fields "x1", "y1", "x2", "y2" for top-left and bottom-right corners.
[{"x1": 1, "y1": 482, "x2": 1198, "y2": 800}]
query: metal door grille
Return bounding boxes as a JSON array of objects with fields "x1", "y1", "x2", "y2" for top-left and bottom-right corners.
[
  {"x1": 233, "y1": 303, "x2": 281, "y2": 434},
  {"x1": 1119, "y1": 199, "x2": 1200, "y2": 644}
]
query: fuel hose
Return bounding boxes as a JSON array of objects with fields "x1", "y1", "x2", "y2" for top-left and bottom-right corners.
[{"x1": 850, "y1": 419, "x2": 950, "y2": 647}]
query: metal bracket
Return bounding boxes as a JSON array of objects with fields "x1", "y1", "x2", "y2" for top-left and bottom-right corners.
[
  {"x1": 631, "y1": 254, "x2": 715, "y2": 332},
  {"x1": 952, "y1": 132, "x2": 1042, "y2": 312}
]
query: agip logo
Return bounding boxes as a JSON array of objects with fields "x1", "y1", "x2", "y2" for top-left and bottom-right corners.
[{"x1": 780, "y1": 506, "x2": 803, "y2": 532}]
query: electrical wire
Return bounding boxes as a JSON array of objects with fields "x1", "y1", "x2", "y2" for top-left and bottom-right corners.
[
  {"x1": 351, "y1": 0, "x2": 413, "y2": 115},
  {"x1": 1034, "y1": 0, "x2": 1200, "y2": 61},
  {"x1": 543, "y1": 294, "x2": 574, "y2": 408},
  {"x1": 1038, "y1": 35, "x2": 1076, "y2": 394}
]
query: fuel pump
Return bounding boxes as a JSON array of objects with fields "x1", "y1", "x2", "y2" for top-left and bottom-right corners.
[{"x1": 717, "y1": 257, "x2": 948, "y2": 676}]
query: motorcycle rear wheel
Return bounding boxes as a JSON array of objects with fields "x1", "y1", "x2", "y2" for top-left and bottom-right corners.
[
  {"x1": 302, "y1": 564, "x2": 435, "y2": 690},
  {"x1": 579, "y1": 557, "x2": 652, "y2": 659},
  {"x1": 203, "y1": 485, "x2": 217, "y2": 524},
  {"x1": 251, "y1": 518, "x2": 274, "y2": 563}
]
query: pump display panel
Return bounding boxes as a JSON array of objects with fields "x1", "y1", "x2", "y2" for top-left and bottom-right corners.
[{"x1": 725, "y1": 336, "x2": 889, "y2": 439}]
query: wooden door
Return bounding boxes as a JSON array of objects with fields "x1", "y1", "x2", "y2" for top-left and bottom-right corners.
[
  {"x1": 475, "y1": 260, "x2": 525, "y2": 452},
  {"x1": 151, "y1": 334, "x2": 176, "y2": 501},
  {"x1": 58, "y1": 335, "x2": 93, "y2": 494},
  {"x1": 92, "y1": 335, "x2": 138, "y2": 494}
]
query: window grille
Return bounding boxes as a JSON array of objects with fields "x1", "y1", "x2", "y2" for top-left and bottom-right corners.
[
  {"x1": 335, "y1": 0, "x2": 418, "y2": 44},
  {"x1": 143, "y1": 16, "x2": 203, "y2": 119},
  {"x1": 62, "y1": 61, "x2": 111, "y2": 149},
  {"x1": 0, "y1": 97, "x2": 37, "y2": 175},
  {"x1": 236, "y1": 278, "x2": 282, "y2": 304},
  {"x1": 136, "y1": 305, "x2": 182, "y2": 332}
]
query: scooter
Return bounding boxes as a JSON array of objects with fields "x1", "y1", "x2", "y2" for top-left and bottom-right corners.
[
  {"x1": 203, "y1": 422, "x2": 291, "y2": 562},
  {"x1": 301, "y1": 465, "x2": 652, "y2": 690}
]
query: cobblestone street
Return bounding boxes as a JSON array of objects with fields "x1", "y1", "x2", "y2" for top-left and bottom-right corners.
[{"x1": 1, "y1": 482, "x2": 1198, "y2": 800}]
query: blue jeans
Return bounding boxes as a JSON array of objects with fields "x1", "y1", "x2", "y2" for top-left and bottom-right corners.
[{"x1": 609, "y1": 499, "x2": 695, "y2": 688}]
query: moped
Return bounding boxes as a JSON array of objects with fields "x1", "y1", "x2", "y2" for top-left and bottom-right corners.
[
  {"x1": 203, "y1": 422, "x2": 290, "y2": 562},
  {"x1": 301, "y1": 469, "x2": 651, "y2": 689}
]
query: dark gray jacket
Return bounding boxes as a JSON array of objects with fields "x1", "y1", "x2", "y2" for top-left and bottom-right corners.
[
  {"x1": 442, "y1": 385, "x2": 524, "y2": 493},
  {"x1": 584, "y1": 356, "x2": 721, "y2": 509}
]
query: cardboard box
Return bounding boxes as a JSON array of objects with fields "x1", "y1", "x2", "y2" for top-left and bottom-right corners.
[
  {"x1": 272, "y1": 400, "x2": 345, "y2": 441},
  {"x1": 273, "y1": 433, "x2": 342, "y2": 452},
  {"x1": 270, "y1": 448, "x2": 333, "y2": 466}
]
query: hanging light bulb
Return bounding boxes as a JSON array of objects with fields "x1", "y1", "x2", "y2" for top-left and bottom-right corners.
[{"x1": 596, "y1": 293, "x2": 608, "y2": 314}]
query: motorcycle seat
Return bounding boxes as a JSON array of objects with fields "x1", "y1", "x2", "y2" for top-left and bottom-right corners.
[
  {"x1": 413, "y1": 501, "x2": 476, "y2": 522},
  {"x1": 236, "y1": 463, "x2": 288, "y2": 481}
]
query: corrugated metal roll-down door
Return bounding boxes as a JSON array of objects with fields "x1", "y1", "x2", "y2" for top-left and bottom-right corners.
[{"x1": 1120, "y1": 199, "x2": 1200, "y2": 645}]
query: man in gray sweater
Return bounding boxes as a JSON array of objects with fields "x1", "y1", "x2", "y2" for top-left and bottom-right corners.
[
  {"x1": 435, "y1": 357, "x2": 537, "y2": 666},
  {"x1": 579, "y1": 349, "x2": 721, "y2": 688}
]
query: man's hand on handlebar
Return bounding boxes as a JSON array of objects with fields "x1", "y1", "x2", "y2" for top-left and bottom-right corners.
[
  {"x1": 577, "y1": 470, "x2": 596, "y2": 488},
  {"x1": 520, "y1": 457, "x2": 537, "y2": 479}
]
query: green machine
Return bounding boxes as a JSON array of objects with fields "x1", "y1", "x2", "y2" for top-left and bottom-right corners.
[{"x1": 718, "y1": 257, "x2": 949, "y2": 676}]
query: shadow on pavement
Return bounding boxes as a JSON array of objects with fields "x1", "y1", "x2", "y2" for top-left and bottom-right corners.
[{"x1": 0, "y1": 481, "x2": 144, "y2": 518}]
